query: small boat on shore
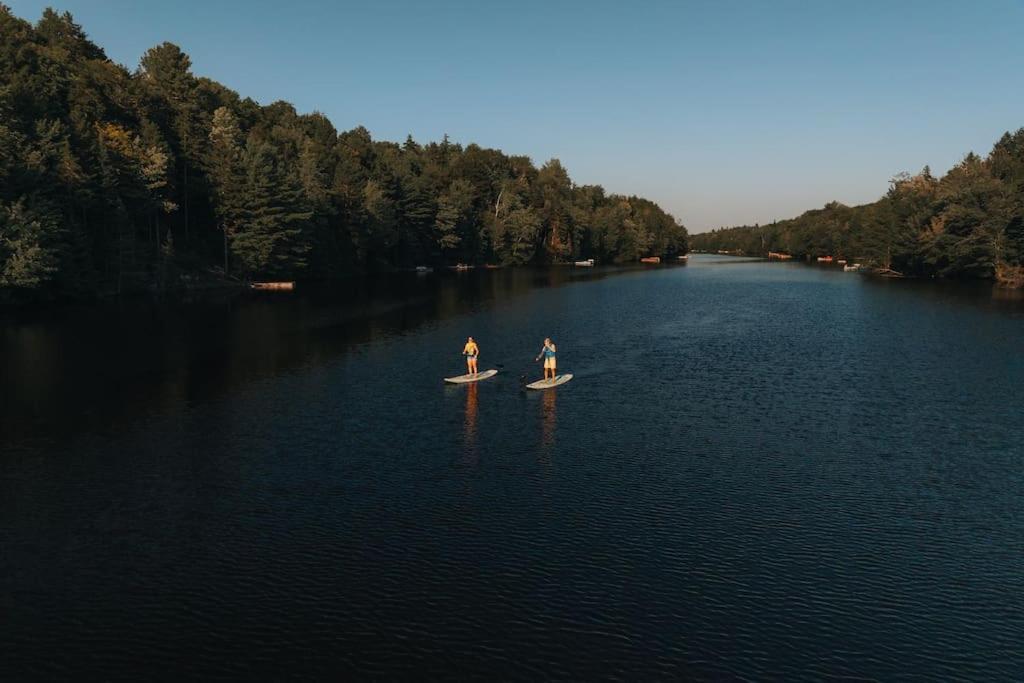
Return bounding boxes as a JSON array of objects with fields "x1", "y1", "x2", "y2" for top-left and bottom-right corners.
[
  {"x1": 677, "y1": 254, "x2": 689, "y2": 261},
  {"x1": 817, "y1": 256, "x2": 834, "y2": 263},
  {"x1": 640, "y1": 256, "x2": 661, "y2": 264},
  {"x1": 844, "y1": 263, "x2": 862, "y2": 272},
  {"x1": 450, "y1": 263, "x2": 472, "y2": 271},
  {"x1": 250, "y1": 281, "x2": 295, "y2": 291},
  {"x1": 574, "y1": 259, "x2": 595, "y2": 267},
  {"x1": 415, "y1": 266, "x2": 433, "y2": 274}
]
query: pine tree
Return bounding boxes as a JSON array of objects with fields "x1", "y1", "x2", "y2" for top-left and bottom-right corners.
[
  {"x1": 398, "y1": 178, "x2": 435, "y2": 264},
  {"x1": 207, "y1": 107, "x2": 245, "y2": 274},
  {"x1": 139, "y1": 42, "x2": 201, "y2": 246},
  {"x1": 231, "y1": 140, "x2": 312, "y2": 277}
]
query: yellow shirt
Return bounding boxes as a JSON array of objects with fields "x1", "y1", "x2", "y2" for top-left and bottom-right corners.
[{"x1": 463, "y1": 342, "x2": 479, "y2": 356}]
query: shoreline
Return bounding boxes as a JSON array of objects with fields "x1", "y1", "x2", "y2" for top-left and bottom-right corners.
[
  {"x1": 0, "y1": 258, "x2": 693, "y2": 310},
  {"x1": 691, "y1": 252, "x2": 1024, "y2": 290},
  {"x1": 5, "y1": 253, "x2": 1020, "y2": 313}
]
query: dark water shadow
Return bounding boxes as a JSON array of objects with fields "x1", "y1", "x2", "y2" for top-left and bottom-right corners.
[{"x1": 0, "y1": 266, "x2": 665, "y2": 446}]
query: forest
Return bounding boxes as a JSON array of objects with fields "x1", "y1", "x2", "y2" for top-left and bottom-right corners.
[
  {"x1": 691, "y1": 130, "x2": 1024, "y2": 286},
  {"x1": 0, "y1": 7, "x2": 688, "y2": 301}
]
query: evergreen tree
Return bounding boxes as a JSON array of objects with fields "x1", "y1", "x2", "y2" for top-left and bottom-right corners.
[
  {"x1": 207, "y1": 107, "x2": 245, "y2": 273},
  {"x1": 231, "y1": 140, "x2": 312, "y2": 277},
  {"x1": 0, "y1": 199, "x2": 61, "y2": 292},
  {"x1": 139, "y1": 42, "x2": 201, "y2": 246}
]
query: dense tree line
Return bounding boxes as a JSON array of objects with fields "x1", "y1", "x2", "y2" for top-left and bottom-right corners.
[
  {"x1": 691, "y1": 130, "x2": 1024, "y2": 286},
  {"x1": 0, "y1": 7, "x2": 688, "y2": 301}
]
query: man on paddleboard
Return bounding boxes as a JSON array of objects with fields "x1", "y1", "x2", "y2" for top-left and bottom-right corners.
[
  {"x1": 463, "y1": 337, "x2": 479, "y2": 375},
  {"x1": 536, "y1": 338, "x2": 557, "y2": 381}
]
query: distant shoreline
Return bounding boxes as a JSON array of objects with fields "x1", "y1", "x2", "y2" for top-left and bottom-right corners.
[{"x1": 689, "y1": 250, "x2": 1024, "y2": 289}]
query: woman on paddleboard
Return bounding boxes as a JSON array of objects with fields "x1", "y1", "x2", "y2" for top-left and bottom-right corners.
[
  {"x1": 463, "y1": 337, "x2": 479, "y2": 375},
  {"x1": 536, "y1": 338, "x2": 557, "y2": 381}
]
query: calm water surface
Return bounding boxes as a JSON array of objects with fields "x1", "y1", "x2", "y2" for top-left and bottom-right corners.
[{"x1": 2, "y1": 256, "x2": 1023, "y2": 679}]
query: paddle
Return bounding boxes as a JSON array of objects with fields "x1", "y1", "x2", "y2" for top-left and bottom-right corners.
[{"x1": 493, "y1": 361, "x2": 529, "y2": 385}]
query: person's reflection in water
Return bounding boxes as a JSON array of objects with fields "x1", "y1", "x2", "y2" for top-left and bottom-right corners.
[
  {"x1": 463, "y1": 381, "x2": 479, "y2": 463},
  {"x1": 541, "y1": 388, "x2": 557, "y2": 449}
]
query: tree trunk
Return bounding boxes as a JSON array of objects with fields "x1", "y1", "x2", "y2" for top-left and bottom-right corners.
[
  {"x1": 183, "y1": 159, "x2": 189, "y2": 246},
  {"x1": 117, "y1": 219, "x2": 123, "y2": 295}
]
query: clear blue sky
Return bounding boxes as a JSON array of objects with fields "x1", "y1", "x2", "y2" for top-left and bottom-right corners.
[{"x1": 9, "y1": 0, "x2": 1024, "y2": 231}]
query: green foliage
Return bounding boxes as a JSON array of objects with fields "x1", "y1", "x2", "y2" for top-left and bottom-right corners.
[
  {"x1": 207, "y1": 106, "x2": 244, "y2": 271},
  {"x1": 434, "y1": 179, "x2": 474, "y2": 253},
  {"x1": 495, "y1": 206, "x2": 543, "y2": 265},
  {"x1": 231, "y1": 141, "x2": 312, "y2": 276},
  {"x1": 0, "y1": 199, "x2": 61, "y2": 290},
  {"x1": 0, "y1": 6, "x2": 685, "y2": 301},
  {"x1": 691, "y1": 137, "x2": 1024, "y2": 285}
]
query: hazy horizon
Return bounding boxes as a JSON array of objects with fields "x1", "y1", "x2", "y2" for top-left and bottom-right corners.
[{"x1": 8, "y1": 0, "x2": 1024, "y2": 232}]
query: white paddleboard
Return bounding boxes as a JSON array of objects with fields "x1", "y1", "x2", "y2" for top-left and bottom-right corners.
[
  {"x1": 525, "y1": 373, "x2": 573, "y2": 390},
  {"x1": 444, "y1": 369, "x2": 498, "y2": 384}
]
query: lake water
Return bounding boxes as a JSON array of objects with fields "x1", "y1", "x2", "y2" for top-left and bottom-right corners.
[{"x1": 2, "y1": 256, "x2": 1022, "y2": 680}]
